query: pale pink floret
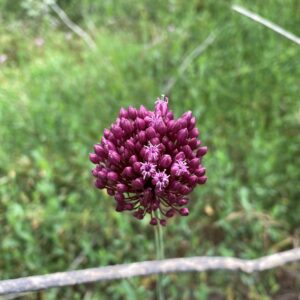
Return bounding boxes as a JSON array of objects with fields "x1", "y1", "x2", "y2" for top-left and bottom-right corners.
[
  {"x1": 153, "y1": 170, "x2": 170, "y2": 191},
  {"x1": 144, "y1": 142, "x2": 160, "y2": 161},
  {"x1": 140, "y1": 162, "x2": 156, "y2": 179},
  {"x1": 172, "y1": 159, "x2": 189, "y2": 176}
]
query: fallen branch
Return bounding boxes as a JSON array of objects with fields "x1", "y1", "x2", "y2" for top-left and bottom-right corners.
[
  {"x1": 232, "y1": 5, "x2": 300, "y2": 45},
  {"x1": 163, "y1": 31, "x2": 218, "y2": 94},
  {"x1": 48, "y1": 1, "x2": 96, "y2": 50},
  {"x1": 1, "y1": 248, "x2": 300, "y2": 295}
]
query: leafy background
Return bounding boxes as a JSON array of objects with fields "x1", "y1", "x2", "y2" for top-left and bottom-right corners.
[{"x1": 0, "y1": 0, "x2": 299, "y2": 299}]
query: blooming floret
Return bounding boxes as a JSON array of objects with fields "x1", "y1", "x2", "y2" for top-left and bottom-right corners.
[
  {"x1": 89, "y1": 95, "x2": 207, "y2": 225},
  {"x1": 140, "y1": 162, "x2": 156, "y2": 179}
]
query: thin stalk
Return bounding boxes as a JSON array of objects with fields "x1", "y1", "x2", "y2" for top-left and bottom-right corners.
[{"x1": 154, "y1": 214, "x2": 165, "y2": 300}]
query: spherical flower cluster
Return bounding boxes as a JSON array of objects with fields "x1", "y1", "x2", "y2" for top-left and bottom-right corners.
[{"x1": 89, "y1": 96, "x2": 207, "y2": 225}]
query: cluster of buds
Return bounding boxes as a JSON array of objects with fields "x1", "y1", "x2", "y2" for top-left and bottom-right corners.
[{"x1": 90, "y1": 96, "x2": 207, "y2": 225}]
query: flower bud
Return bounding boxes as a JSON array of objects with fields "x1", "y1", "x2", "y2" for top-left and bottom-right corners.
[
  {"x1": 177, "y1": 128, "x2": 189, "y2": 145},
  {"x1": 166, "y1": 209, "x2": 175, "y2": 218},
  {"x1": 116, "y1": 183, "x2": 128, "y2": 193},
  {"x1": 189, "y1": 158, "x2": 200, "y2": 170},
  {"x1": 122, "y1": 166, "x2": 134, "y2": 178},
  {"x1": 95, "y1": 178, "x2": 105, "y2": 189},
  {"x1": 133, "y1": 161, "x2": 142, "y2": 172},
  {"x1": 136, "y1": 117, "x2": 146, "y2": 130},
  {"x1": 159, "y1": 154, "x2": 172, "y2": 168},
  {"x1": 115, "y1": 192, "x2": 124, "y2": 202},
  {"x1": 195, "y1": 167, "x2": 206, "y2": 176},
  {"x1": 89, "y1": 153, "x2": 100, "y2": 164},
  {"x1": 107, "y1": 171, "x2": 119, "y2": 182},
  {"x1": 128, "y1": 106, "x2": 137, "y2": 119},
  {"x1": 111, "y1": 125, "x2": 123, "y2": 139},
  {"x1": 179, "y1": 208, "x2": 189, "y2": 216},
  {"x1": 150, "y1": 218, "x2": 158, "y2": 225},
  {"x1": 146, "y1": 127, "x2": 156, "y2": 139},
  {"x1": 197, "y1": 176, "x2": 207, "y2": 184},
  {"x1": 119, "y1": 108, "x2": 128, "y2": 118},
  {"x1": 178, "y1": 198, "x2": 188, "y2": 206},
  {"x1": 109, "y1": 151, "x2": 121, "y2": 164},
  {"x1": 131, "y1": 178, "x2": 144, "y2": 190},
  {"x1": 189, "y1": 127, "x2": 199, "y2": 138},
  {"x1": 197, "y1": 146, "x2": 208, "y2": 157},
  {"x1": 138, "y1": 105, "x2": 148, "y2": 118}
]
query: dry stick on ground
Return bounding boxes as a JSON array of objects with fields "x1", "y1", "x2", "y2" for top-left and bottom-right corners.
[
  {"x1": 1, "y1": 248, "x2": 300, "y2": 295},
  {"x1": 232, "y1": 5, "x2": 300, "y2": 45},
  {"x1": 163, "y1": 31, "x2": 218, "y2": 94},
  {"x1": 48, "y1": 1, "x2": 96, "y2": 50}
]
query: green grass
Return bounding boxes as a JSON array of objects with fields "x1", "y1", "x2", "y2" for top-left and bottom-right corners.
[{"x1": 0, "y1": 0, "x2": 299, "y2": 299}]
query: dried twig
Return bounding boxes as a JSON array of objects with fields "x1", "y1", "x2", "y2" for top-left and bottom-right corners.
[
  {"x1": 1, "y1": 248, "x2": 300, "y2": 295},
  {"x1": 232, "y1": 5, "x2": 300, "y2": 45},
  {"x1": 163, "y1": 31, "x2": 218, "y2": 94},
  {"x1": 48, "y1": 1, "x2": 96, "y2": 50}
]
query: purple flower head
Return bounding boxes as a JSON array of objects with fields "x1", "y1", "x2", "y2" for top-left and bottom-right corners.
[{"x1": 90, "y1": 96, "x2": 207, "y2": 225}]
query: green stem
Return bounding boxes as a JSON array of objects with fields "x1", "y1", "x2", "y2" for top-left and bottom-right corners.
[{"x1": 154, "y1": 215, "x2": 165, "y2": 300}]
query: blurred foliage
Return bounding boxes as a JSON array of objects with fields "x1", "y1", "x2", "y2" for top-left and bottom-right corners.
[{"x1": 0, "y1": 0, "x2": 300, "y2": 299}]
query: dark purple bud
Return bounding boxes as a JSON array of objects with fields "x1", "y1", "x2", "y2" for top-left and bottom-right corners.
[
  {"x1": 175, "y1": 152, "x2": 185, "y2": 161},
  {"x1": 107, "y1": 171, "x2": 119, "y2": 182},
  {"x1": 188, "y1": 138, "x2": 198, "y2": 149},
  {"x1": 182, "y1": 145, "x2": 193, "y2": 159},
  {"x1": 122, "y1": 166, "x2": 134, "y2": 178},
  {"x1": 189, "y1": 158, "x2": 200, "y2": 170},
  {"x1": 124, "y1": 203, "x2": 134, "y2": 210},
  {"x1": 179, "y1": 208, "x2": 189, "y2": 216},
  {"x1": 128, "y1": 106, "x2": 137, "y2": 119},
  {"x1": 179, "y1": 185, "x2": 191, "y2": 195},
  {"x1": 188, "y1": 117, "x2": 196, "y2": 130},
  {"x1": 182, "y1": 111, "x2": 192, "y2": 121},
  {"x1": 167, "y1": 120, "x2": 176, "y2": 131},
  {"x1": 114, "y1": 192, "x2": 124, "y2": 202},
  {"x1": 156, "y1": 120, "x2": 167, "y2": 135},
  {"x1": 166, "y1": 209, "x2": 175, "y2": 218},
  {"x1": 131, "y1": 178, "x2": 144, "y2": 190},
  {"x1": 189, "y1": 128, "x2": 199, "y2": 138},
  {"x1": 133, "y1": 161, "x2": 142, "y2": 172},
  {"x1": 89, "y1": 153, "x2": 100, "y2": 164},
  {"x1": 136, "y1": 117, "x2": 146, "y2": 130},
  {"x1": 129, "y1": 155, "x2": 138, "y2": 164},
  {"x1": 177, "y1": 128, "x2": 189, "y2": 145},
  {"x1": 119, "y1": 108, "x2": 128, "y2": 118},
  {"x1": 197, "y1": 146, "x2": 208, "y2": 157},
  {"x1": 94, "y1": 144, "x2": 105, "y2": 157},
  {"x1": 116, "y1": 204, "x2": 125, "y2": 212},
  {"x1": 125, "y1": 139, "x2": 135, "y2": 151},
  {"x1": 104, "y1": 128, "x2": 110, "y2": 138},
  {"x1": 116, "y1": 183, "x2": 128, "y2": 193},
  {"x1": 98, "y1": 171, "x2": 107, "y2": 181},
  {"x1": 195, "y1": 167, "x2": 206, "y2": 176},
  {"x1": 111, "y1": 125, "x2": 123, "y2": 139},
  {"x1": 188, "y1": 175, "x2": 198, "y2": 186},
  {"x1": 138, "y1": 105, "x2": 148, "y2": 118},
  {"x1": 138, "y1": 131, "x2": 147, "y2": 143},
  {"x1": 95, "y1": 178, "x2": 105, "y2": 189},
  {"x1": 160, "y1": 219, "x2": 167, "y2": 226},
  {"x1": 159, "y1": 154, "x2": 172, "y2": 168},
  {"x1": 178, "y1": 198, "x2": 188, "y2": 206},
  {"x1": 107, "y1": 188, "x2": 115, "y2": 196},
  {"x1": 146, "y1": 127, "x2": 156, "y2": 139},
  {"x1": 109, "y1": 151, "x2": 121, "y2": 164},
  {"x1": 120, "y1": 119, "x2": 134, "y2": 133},
  {"x1": 150, "y1": 218, "x2": 158, "y2": 225},
  {"x1": 197, "y1": 176, "x2": 207, "y2": 184},
  {"x1": 177, "y1": 118, "x2": 187, "y2": 130}
]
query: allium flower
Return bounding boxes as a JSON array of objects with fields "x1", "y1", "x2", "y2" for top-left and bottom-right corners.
[{"x1": 90, "y1": 95, "x2": 207, "y2": 225}]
